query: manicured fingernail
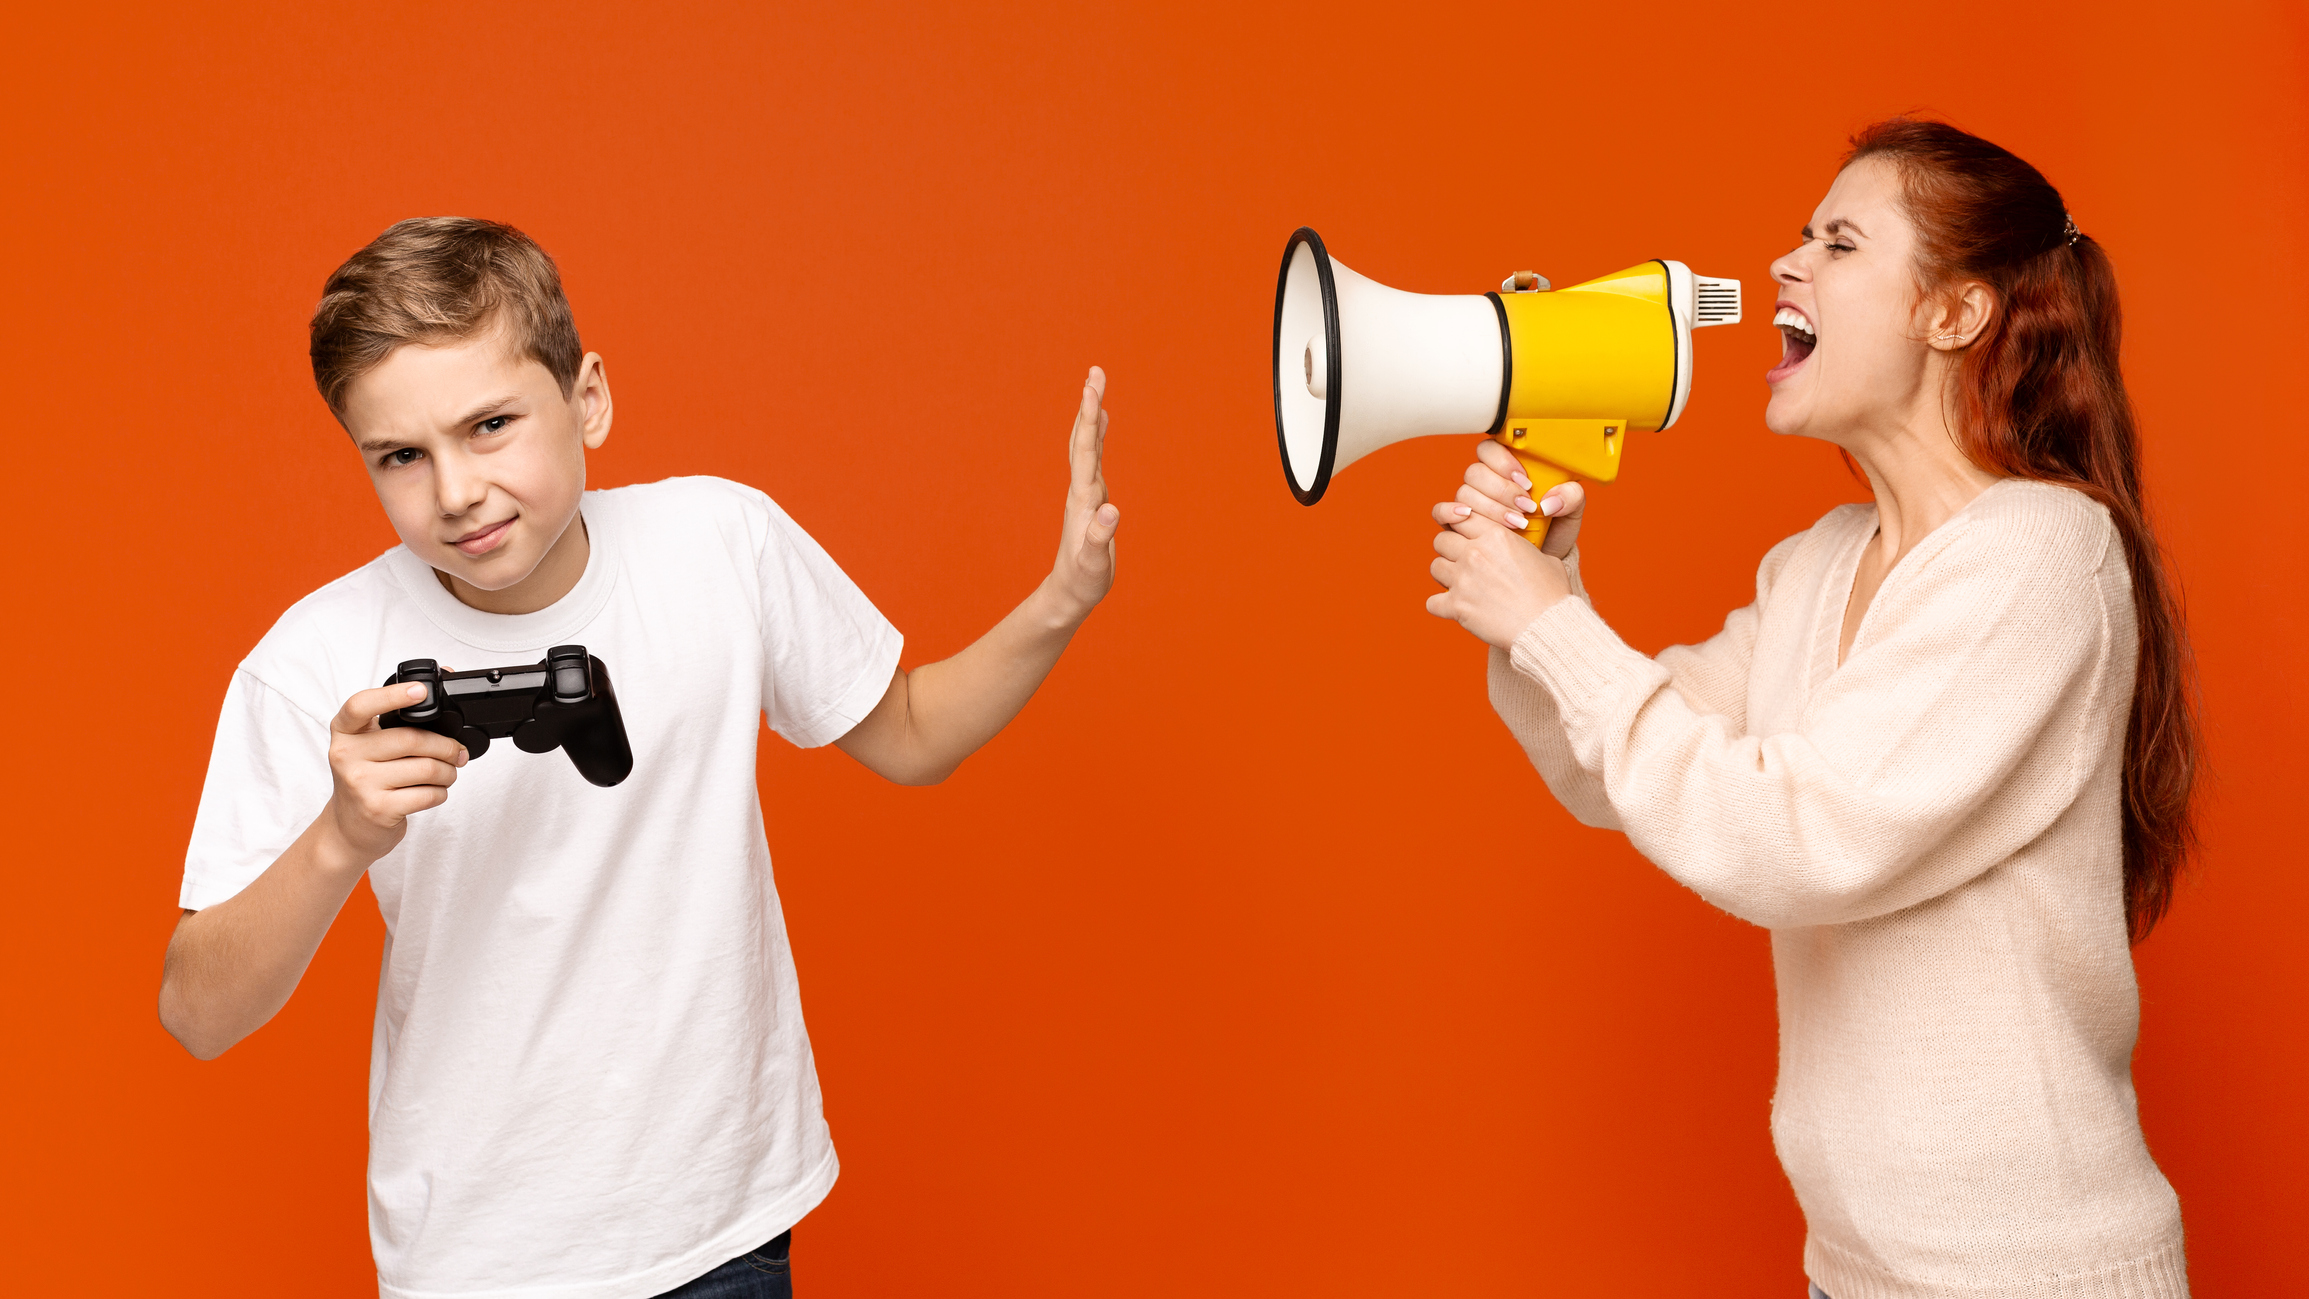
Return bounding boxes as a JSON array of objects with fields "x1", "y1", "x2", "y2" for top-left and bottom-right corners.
[
  {"x1": 1453, "y1": 504, "x2": 1472, "y2": 518},
  {"x1": 1515, "y1": 496, "x2": 1538, "y2": 513},
  {"x1": 1539, "y1": 492, "x2": 1563, "y2": 517},
  {"x1": 407, "y1": 684, "x2": 426, "y2": 699},
  {"x1": 1512, "y1": 471, "x2": 1533, "y2": 490},
  {"x1": 1505, "y1": 511, "x2": 1527, "y2": 529}
]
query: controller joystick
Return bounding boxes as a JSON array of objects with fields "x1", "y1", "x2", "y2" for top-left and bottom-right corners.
[{"x1": 382, "y1": 644, "x2": 634, "y2": 787}]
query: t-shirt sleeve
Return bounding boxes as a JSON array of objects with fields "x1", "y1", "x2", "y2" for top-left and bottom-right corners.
[
  {"x1": 180, "y1": 669, "x2": 334, "y2": 911},
  {"x1": 748, "y1": 495, "x2": 905, "y2": 748}
]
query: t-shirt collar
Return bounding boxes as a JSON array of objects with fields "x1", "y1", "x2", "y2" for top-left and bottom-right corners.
[{"x1": 384, "y1": 500, "x2": 620, "y2": 654}]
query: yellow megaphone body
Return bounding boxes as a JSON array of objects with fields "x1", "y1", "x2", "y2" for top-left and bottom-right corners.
[{"x1": 1272, "y1": 227, "x2": 1742, "y2": 545}]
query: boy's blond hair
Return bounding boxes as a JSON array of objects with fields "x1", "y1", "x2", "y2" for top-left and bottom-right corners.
[{"x1": 309, "y1": 217, "x2": 582, "y2": 420}]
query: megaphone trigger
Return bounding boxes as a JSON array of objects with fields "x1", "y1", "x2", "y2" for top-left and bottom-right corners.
[{"x1": 1494, "y1": 418, "x2": 1625, "y2": 548}]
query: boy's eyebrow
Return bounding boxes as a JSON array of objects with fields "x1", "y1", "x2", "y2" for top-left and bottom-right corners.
[
  {"x1": 451, "y1": 395, "x2": 524, "y2": 427},
  {"x1": 355, "y1": 396, "x2": 525, "y2": 452}
]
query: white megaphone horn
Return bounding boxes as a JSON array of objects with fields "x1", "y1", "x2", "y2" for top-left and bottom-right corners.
[{"x1": 1272, "y1": 227, "x2": 1742, "y2": 546}]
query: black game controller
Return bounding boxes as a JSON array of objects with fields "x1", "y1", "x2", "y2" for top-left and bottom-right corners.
[{"x1": 383, "y1": 645, "x2": 634, "y2": 787}]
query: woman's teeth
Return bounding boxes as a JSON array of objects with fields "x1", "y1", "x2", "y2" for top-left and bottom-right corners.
[{"x1": 1769, "y1": 306, "x2": 1816, "y2": 379}]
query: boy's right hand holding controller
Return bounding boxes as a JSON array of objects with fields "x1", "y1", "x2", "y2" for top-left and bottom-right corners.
[
  {"x1": 159, "y1": 682, "x2": 466, "y2": 1059},
  {"x1": 324, "y1": 682, "x2": 469, "y2": 862}
]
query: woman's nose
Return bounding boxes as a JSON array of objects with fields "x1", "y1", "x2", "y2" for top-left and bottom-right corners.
[{"x1": 1770, "y1": 246, "x2": 1809, "y2": 285}]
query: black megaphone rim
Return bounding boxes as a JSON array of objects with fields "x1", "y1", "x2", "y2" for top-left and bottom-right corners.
[{"x1": 1273, "y1": 226, "x2": 1343, "y2": 506}]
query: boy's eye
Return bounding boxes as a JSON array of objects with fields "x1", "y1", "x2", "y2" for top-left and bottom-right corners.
[
  {"x1": 478, "y1": 415, "x2": 513, "y2": 434},
  {"x1": 386, "y1": 447, "x2": 423, "y2": 467}
]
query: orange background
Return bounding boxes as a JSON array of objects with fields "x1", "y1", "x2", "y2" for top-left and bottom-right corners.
[{"x1": 3, "y1": 2, "x2": 2303, "y2": 1294}]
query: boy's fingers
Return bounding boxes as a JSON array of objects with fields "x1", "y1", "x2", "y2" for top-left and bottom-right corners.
[
  {"x1": 1083, "y1": 503, "x2": 1120, "y2": 549},
  {"x1": 342, "y1": 724, "x2": 468, "y2": 765},
  {"x1": 369, "y1": 784, "x2": 452, "y2": 822},
  {"x1": 370, "y1": 755, "x2": 462, "y2": 791},
  {"x1": 1069, "y1": 368, "x2": 1106, "y2": 489},
  {"x1": 335, "y1": 683, "x2": 430, "y2": 735}
]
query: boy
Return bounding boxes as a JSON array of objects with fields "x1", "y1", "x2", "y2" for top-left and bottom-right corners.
[{"x1": 158, "y1": 217, "x2": 1120, "y2": 1298}]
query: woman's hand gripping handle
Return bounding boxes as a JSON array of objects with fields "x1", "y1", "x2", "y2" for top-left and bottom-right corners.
[
  {"x1": 1448, "y1": 437, "x2": 1585, "y2": 557},
  {"x1": 1425, "y1": 438, "x2": 1586, "y2": 649}
]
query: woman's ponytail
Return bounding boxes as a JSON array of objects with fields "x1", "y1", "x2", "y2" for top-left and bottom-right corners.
[{"x1": 1847, "y1": 118, "x2": 2198, "y2": 941}]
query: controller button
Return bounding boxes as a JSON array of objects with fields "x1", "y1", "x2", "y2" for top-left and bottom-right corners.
[{"x1": 553, "y1": 662, "x2": 589, "y2": 704}]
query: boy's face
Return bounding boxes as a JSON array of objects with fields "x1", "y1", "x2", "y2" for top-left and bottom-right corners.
[{"x1": 341, "y1": 327, "x2": 611, "y2": 609}]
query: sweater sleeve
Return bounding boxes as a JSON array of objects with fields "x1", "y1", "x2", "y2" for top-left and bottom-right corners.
[
  {"x1": 1487, "y1": 549, "x2": 1621, "y2": 829},
  {"x1": 1487, "y1": 535, "x2": 1798, "y2": 832},
  {"x1": 1503, "y1": 497, "x2": 2119, "y2": 929}
]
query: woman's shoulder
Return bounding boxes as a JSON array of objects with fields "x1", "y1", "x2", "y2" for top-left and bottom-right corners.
[{"x1": 1931, "y1": 478, "x2": 2118, "y2": 579}]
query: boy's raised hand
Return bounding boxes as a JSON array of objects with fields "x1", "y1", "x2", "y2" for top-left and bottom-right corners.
[
  {"x1": 1046, "y1": 366, "x2": 1120, "y2": 623},
  {"x1": 324, "y1": 683, "x2": 468, "y2": 864}
]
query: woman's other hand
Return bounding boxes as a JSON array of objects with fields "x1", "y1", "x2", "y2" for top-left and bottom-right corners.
[
  {"x1": 1425, "y1": 504, "x2": 1573, "y2": 649},
  {"x1": 1443, "y1": 439, "x2": 1586, "y2": 559}
]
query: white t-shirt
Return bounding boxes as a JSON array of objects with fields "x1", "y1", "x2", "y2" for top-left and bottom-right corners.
[{"x1": 182, "y1": 477, "x2": 902, "y2": 1299}]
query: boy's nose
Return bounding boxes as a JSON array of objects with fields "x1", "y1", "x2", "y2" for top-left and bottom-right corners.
[{"x1": 433, "y1": 455, "x2": 489, "y2": 517}]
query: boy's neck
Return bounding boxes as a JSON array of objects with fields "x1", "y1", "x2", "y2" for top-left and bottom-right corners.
[{"x1": 435, "y1": 513, "x2": 591, "y2": 616}]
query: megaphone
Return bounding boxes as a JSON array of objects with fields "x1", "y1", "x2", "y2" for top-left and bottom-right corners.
[{"x1": 1272, "y1": 227, "x2": 1742, "y2": 545}]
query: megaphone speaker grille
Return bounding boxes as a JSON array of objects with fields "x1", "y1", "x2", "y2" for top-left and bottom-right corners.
[{"x1": 1273, "y1": 227, "x2": 1342, "y2": 505}]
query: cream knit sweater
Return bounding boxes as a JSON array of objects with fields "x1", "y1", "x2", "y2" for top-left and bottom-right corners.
[{"x1": 1487, "y1": 479, "x2": 2186, "y2": 1298}]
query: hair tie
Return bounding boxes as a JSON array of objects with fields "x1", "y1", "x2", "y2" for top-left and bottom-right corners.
[{"x1": 2062, "y1": 214, "x2": 2080, "y2": 246}]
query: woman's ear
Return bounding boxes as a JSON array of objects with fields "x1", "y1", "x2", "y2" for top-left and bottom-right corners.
[{"x1": 1926, "y1": 283, "x2": 1997, "y2": 351}]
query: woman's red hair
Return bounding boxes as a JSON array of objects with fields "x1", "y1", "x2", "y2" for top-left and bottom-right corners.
[{"x1": 1846, "y1": 118, "x2": 2197, "y2": 941}]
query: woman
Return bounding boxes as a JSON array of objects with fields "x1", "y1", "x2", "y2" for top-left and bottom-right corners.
[{"x1": 1427, "y1": 119, "x2": 2196, "y2": 1297}]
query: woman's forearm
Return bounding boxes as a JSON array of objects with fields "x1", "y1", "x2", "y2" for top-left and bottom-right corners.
[{"x1": 158, "y1": 812, "x2": 374, "y2": 1059}]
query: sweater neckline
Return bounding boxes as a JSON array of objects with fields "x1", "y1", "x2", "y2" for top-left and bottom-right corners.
[{"x1": 1818, "y1": 477, "x2": 2019, "y2": 684}]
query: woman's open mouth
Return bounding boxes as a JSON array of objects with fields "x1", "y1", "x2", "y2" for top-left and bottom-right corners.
[{"x1": 1767, "y1": 306, "x2": 1816, "y2": 383}]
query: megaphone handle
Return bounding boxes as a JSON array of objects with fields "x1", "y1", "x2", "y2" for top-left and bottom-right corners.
[{"x1": 1494, "y1": 434, "x2": 1579, "y2": 550}]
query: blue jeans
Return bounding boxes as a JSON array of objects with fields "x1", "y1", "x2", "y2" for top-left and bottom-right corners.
[{"x1": 651, "y1": 1231, "x2": 792, "y2": 1298}]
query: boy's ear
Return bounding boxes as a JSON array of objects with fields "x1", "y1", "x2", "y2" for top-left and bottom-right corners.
[{"x1": 574, "y1": 352, "x2": 612, "y2": 450}]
